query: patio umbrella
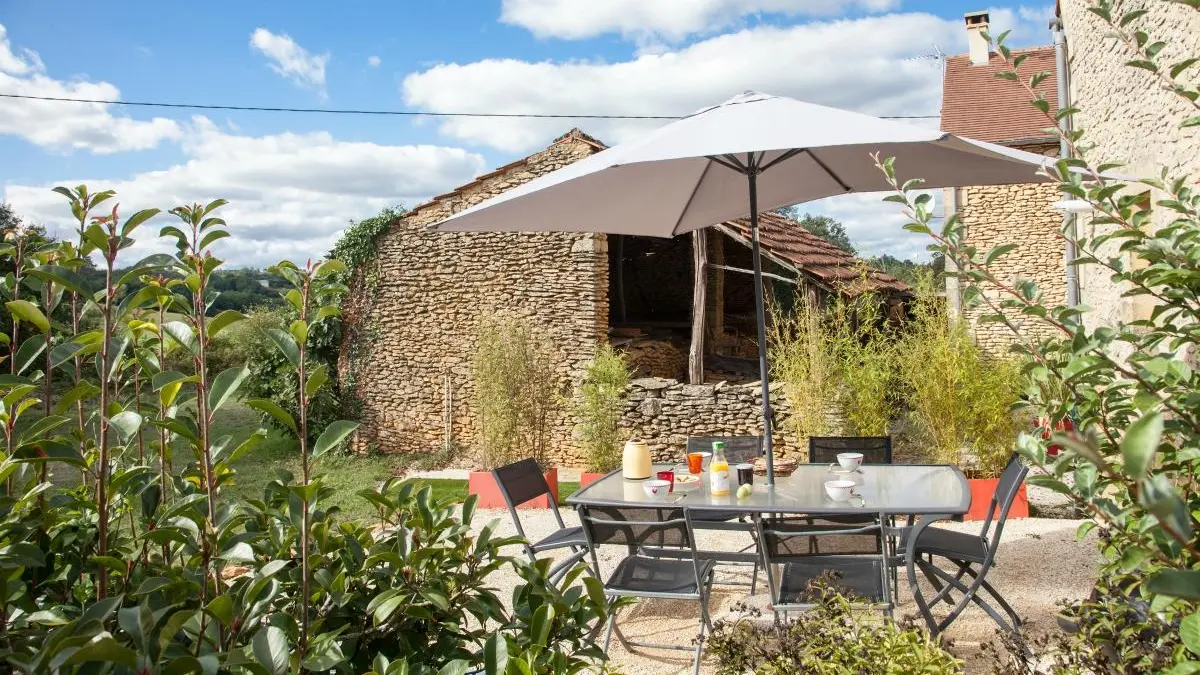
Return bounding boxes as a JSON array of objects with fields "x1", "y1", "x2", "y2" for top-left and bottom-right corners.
[{"x1": 430, "y1": 91, "x2": 1056, "y2": 486}]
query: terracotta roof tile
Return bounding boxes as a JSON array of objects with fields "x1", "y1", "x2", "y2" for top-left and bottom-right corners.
[{"x1": 941, "y1": 46, "x2": 1059, "y2": 144}]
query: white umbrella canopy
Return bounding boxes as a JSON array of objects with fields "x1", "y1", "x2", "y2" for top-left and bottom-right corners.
[
  {"x1": 430, "y1": 91, "x2": 1057, "y2": 486},
  {"x1": 432, "y1": 91, "x2": 1055, "y2": 236}
]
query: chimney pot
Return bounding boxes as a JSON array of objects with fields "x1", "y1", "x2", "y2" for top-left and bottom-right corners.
[{"x1": 964, "y1": 11, "x2": 991, "y2": 66}]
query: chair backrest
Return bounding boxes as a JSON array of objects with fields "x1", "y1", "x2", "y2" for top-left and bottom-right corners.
[
  {"x1": 687, "y1": 436, "x2": 762, "y2": 464},
  {"x1": 757, "y1": 516, "x2": 882, "y2": 562},
  {"x1": 492, "y1": 458, "x2": 563, "y2": 536},
  {"x1": 577, "y1": 504, "x2": 693, "y2": 549},
  {"x1": 808, "y1": 436, "x2": 893, "y2": 464},
  {"x1": 980, "y1": 453, "x2": 1029, "y2": 549}
]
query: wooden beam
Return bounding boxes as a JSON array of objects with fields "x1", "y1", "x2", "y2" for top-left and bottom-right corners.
[
  {"x1": 689, "y1": 230, "x2": 707, "y2": 384},
  {"x1": 615, "y1": 235, "x2": 627, "y2": 323}
]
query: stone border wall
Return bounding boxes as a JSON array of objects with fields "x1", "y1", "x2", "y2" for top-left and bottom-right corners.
[{"x1": 621, "y1": 377, "x2": 796, "y2": 462}]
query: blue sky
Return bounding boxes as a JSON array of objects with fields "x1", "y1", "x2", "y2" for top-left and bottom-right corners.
[{"x1": 0, "y1": 1, "x2": 1054, "y2": 267}]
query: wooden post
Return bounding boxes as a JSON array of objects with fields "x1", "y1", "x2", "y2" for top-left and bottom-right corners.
[
  {"x1": 615, "y1": 235, "x2": 627, "y2": 324},
  {"x1": 689, "y1": 230, "x2": 708, "y2": 384}
]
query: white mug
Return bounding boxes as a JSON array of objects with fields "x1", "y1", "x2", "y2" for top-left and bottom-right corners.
[
  {"x1": 836, "y1": 452, "x2": 864, "y2": 471},
  {"x1": 824, "y1": 480, "x2": 857, "y2": 501}
]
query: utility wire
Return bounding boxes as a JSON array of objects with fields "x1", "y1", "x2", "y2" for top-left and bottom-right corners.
[{"x1": 0, "y1": 92, "x2": 940, "y2": 120}]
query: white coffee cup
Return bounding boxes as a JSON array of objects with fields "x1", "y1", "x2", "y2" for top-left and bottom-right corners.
[
  {"x1": 824, "y1": 480, "x2": 856, "y2": 501},
  {"x1": 643, "y1": 479, "x2": 672, "y2": 500},
  {"x1": 837, "y1": 452, "x2": 864, "y2": 471}
]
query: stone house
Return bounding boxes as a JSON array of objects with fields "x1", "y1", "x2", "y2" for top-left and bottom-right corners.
[
  {"x1": 940, "y1": 11, "x2": 1065, "y2": 354},
  {"x1": 339, "y1": 129, "x2": 907, "y2": 467},
  {"x1": 943, "y1": 3, "x2": 1200, "y2": 350}
]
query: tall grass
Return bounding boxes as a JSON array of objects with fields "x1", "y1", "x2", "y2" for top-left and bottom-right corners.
[
  {"x1": 573, "y1": 344, "x2": 632, "y2": 473},
  {"x1": 896, "y1": 273, "x2": 1026, "y2": 477},
  {"x1": 471, "y1": 314, "x2": 561, "y2": 470},
  {"x1": 769, "y1": 294, "x2": 839, "y2": 449}
]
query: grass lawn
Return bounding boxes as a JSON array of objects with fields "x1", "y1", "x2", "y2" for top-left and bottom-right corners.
[{"x1": 211, "y1": 402, "x2": 579, "y2": 522}]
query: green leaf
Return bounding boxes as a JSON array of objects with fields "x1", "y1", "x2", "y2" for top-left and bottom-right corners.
[
  {"x1": 5, "y1": 300, "x2": 49, "y2": 333},
  {"x1": 1147, "y1": 570, "x2": 1200, "y2": 599},
  {"x1": 1182, "y1": 613, "x2": 1200, "y2": 656},
  {"x1": 438, "y1": 661, "x2": 470, "y2": 675},
  {"x1": 484, "y1": 634, "x2": 509, "y2": 675},
  {"x1": 208, "y1": 365, "x2": 249, "y2": 415},
  {"x1": 198, "y1": 229, "x2": 229, "y2": 251},
  {"x1": 162, "y1": 321, "x2": 196, "y2": 353},
  {"x1": 305, "y1": 363, "x2": 329, "y2": 397},
  {"x1": 264, "y1": 328, "x2": 300, "y2": 368},
  {"x1": 109, "y1": 410, "x2": 143, "y2": 443},
  {"x1": 252, "y1": 625, "x2": 290, "y2": 675},
  {"x1": 12, "y1": 338, "x2": 46, "y2": 375},
  {"x1": 983, "y1": 243, "x2": 1017, "y2": 266},
  {"x1": 63, "y1": 637, "x2": 138, "y2": 669},
  {"x1": 206, "y1": 595, "x2": 235, "y2": 627},
  {"x1": 121, "y1": 208, "x2": 160, "y2": 236},
  {"x1": 218, "y1": 541, "x2": 255, "y2": 563},
  {"x1": 207, "y1": 309, "x2": 246, "y2": 339},
  {"x1": 1121, "y1": 411, "x2": 1162, "y2": 479},
  {"x1": 312, "y1": 420, "x2": 359, "y2": 459},
  {"x1": 27, "y1": 265, "x2": 91, "y2": 298},
  {"x1": 530, "y1": 603, "x2": 554, "y2": 647},
  {"x1": 246, "y1": 399, "x2": 297, "y2": 433}
]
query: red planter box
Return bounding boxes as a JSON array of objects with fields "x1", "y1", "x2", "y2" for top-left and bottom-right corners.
[
  {"x1": 468, "y1": 468, "x2": 559, "y2": 509},
  {"x1": 964, "y1": 478, "x2": 1029, "y2": 521},
  {"x1": 580, "y1": 472, "x2": 608, "y2": 487}
]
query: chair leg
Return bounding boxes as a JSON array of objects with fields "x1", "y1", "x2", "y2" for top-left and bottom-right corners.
[
  {"x1": 602, "y1": 611, "x2": 616, "y2": 655},
  {"x1": 924, "y1": 562, "x2": 1017, "y2": 636}
]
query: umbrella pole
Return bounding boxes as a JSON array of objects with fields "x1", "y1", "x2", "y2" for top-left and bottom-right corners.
[{"x1": 746, "y1": 170, "x2": 776, "y2": 488}]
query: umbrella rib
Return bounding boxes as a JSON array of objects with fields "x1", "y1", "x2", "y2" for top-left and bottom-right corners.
[
  {"x1": 670, "y1": 159, "x2": 715, "y2": 237},
  {"x1": 759, "y1": 148, "x2": 805, "y2": 172},
  {"x1": 709, "y1": 154, "x2": 748, "y2": 174},
  {"x1": 803, "y1": 148, "x2": 851, "y2": 192}
]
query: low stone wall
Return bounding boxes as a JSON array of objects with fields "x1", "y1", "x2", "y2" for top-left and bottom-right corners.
[
  {"x1": 622, "y1": 338, "x2": 686, "y2": 380},
  {"x1": 621, "y1": 377, "x2": 796, "y2": 462}
]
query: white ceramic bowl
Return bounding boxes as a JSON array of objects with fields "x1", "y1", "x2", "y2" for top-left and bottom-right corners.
[
  {"x1": 643, "y1": 479, "x2": 672, "y2": 500},
  {"x1": 836, "y1": 452, "x2": 864, "y2": 471},
  {"x1": 824, "y1": 480, "x2": 856, "y2": 501}
]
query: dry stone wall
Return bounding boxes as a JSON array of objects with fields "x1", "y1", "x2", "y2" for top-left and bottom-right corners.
[
  {"x1": 622, "y1": 377, "x2": 796, "y2": 462},
  {"x1": 956, "y1": 181, "x2": 1066, "y2": 353},
  {"x1": 340, "y1": 134, "x2": 608, "y2": 468}
]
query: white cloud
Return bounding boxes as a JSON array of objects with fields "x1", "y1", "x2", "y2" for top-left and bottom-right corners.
[
  {"x1": 500, "y1": 0, "x2": 900, "y2": 42},
  {"x1": 249, "y1": 28, "x2": 329, "y2": 96},
  {"x1": 3, "y1": 117, "x2": 487, "y2": 267},
  {"x1": 802, "y1": 191, "x2": 939, "y2": 262},
  {"x1": 403, "y1": 14, "x2": 962, "y2": 153},
  {"x1": 367, "y1": 55, "x2": 382, "y2": 67},
  {"x1": 0, "y1": 24, "x2": 181, "y2": 153}
]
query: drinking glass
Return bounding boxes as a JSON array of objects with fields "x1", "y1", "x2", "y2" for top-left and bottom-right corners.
[
  {"x1": 687, "y1": 452, "x2": 704, "y2": 475},
  {"x1": 736, "y1": 463, "x2": 754, "y2": 487}
]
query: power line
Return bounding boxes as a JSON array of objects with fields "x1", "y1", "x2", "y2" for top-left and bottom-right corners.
[{"x1": 0, "y1": 92, "x2": 940, "y2": 120}]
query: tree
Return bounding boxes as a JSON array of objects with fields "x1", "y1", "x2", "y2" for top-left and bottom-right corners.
[{"x1": 776, "y1": 207, "x2": 856, "y2": 254}]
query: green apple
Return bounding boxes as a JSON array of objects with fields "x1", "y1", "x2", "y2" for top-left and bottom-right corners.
[{"x1": 737, "y1": 484, "x2": 753, "y2": 500}]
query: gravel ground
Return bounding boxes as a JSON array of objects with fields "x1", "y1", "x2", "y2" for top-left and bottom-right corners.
[{"x1": 477, "y1": 507, "x2": 1100, "y2": 675}]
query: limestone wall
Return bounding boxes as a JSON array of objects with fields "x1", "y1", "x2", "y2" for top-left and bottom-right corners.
[
  {"x1": 955, "y1": 181, "x2": 1067, "y2": 353},
  {"x1": 621, "y1": 377, "x2": 796, "y2": 462},
  {"x1": 340, "y1": 134, "x2": 609, "y2": 467},
  {"x1": 1060, "y1": 0, "x2": 1200, "y2": 332}
]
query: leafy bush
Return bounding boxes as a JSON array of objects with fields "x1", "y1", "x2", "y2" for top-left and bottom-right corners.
[
  {"x1": 471, "y1": 314, "x2": 562, "y2": 470},
  {"x1": 0, "y1": 186, "x2": 614, "y2": 674},
  {"x1": 707, "y1": 577, "x2": 962, "y2": 675},
  {"x1": 769, "y1": 295, "x2": 839, "y2": 447},
  {"x1": 878, "y1": 1, "x2": 1200, "y2": 668},
  {"x1": 896, "y1": 273, "x2": 1026, "y2": 476},
  {"x1": 573, "y1": 343, "x2": 632, "y2": 473}
]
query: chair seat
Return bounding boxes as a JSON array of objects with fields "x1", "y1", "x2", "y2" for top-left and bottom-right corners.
[
  {"x1": 606, "y1": 555, "x2": 715, "y2": 596},
  {"x1": 531, "y1": 526, "x2": 587, "y2": 552},
  {"x1": 902, "y1": 526, "x2": 988, "y2": 564},
  {"x1": 778, "y1": 556, "x2": 887, "y2": 604}
]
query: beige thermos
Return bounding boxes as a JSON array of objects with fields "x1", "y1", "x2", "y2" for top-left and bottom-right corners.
[{"x1": 622, "y1": 437, "x2": 652, "y2": 480}]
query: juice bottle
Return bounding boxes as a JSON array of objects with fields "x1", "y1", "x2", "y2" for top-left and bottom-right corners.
[{"x1": 709, "y1": 441, "x2": 730, "y2": 496}]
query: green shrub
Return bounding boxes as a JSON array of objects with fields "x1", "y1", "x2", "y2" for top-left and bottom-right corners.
[
  {"x1": 573, "y1": 343, "x2": 632, "y2": 473},
  {"x1": 896, "y1": 273, "x2": 1026, "y2": 477},
  {"x1": 708, "y1": 577, "x2": 962, "y2": 675},
  {"x1": 471, "y1": 314, "x2": 562, "y2": 470},
  {"x1": 770, "y1": 295, "x2": 839, "y2": 449}
]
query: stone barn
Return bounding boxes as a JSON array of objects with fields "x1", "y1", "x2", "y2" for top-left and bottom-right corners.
[{"x1": 339, "y1": 129, "x2": 907, "y2": 467}]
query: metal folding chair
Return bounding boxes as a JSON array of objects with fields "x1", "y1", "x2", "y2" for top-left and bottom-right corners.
[
  {"x1": 493, "y1": 458, "x2": 589, "y2": 581},
  {"x1": 757, "y1": 514, "x2": 893, "y2": 620},
  {"x1": 684, "y1": 435, "x2": 763, "y2": 592},
  {"x1": 578, "y1": 504, "x2": 715, "y2": 675},
  {"x1": 902, "y1": 453, "x2": 1029, "y2": 636},
  {"x1": 806, "y1": 436, "x2": 898, "y2": 595},
  {"x1": 808, "y1": 436, "x2": 893, "y2": 465}
]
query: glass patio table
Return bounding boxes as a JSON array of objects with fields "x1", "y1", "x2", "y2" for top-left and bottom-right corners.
[{"x1": 567, "y1": 463, "x2": 970, "y2": 517}]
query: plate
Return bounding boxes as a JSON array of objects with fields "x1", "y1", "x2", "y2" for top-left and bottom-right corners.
[
  {"x1": 674, "y1": 475, "x2": 700, "y2": 484},
  {"x1": 827, "y1": 465, "x2": 862, "y2": 475}
]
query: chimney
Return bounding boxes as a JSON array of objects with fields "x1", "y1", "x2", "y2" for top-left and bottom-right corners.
[{"x1": 964, "y1": 11, "x2": 991, "y2": 66}]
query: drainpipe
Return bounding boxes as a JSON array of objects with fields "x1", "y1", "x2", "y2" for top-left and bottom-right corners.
[
  {"x1": 1052, "y1": 17, "x2": 1081, "y2": 306},
  {"x1": 944, "y1": 187, "x2": 962, "y2": 319}
]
